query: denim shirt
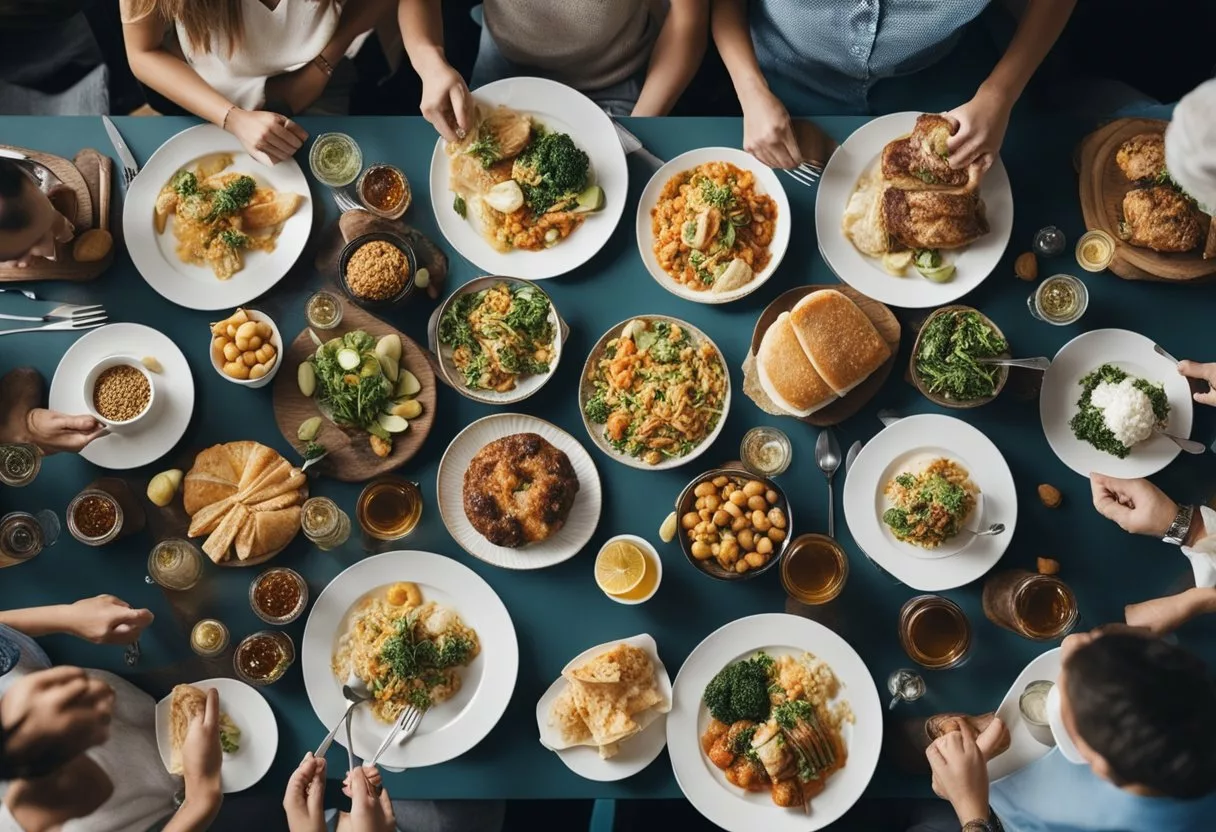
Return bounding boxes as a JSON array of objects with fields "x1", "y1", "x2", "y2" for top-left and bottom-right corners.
[
  {"x1": 750, "y1": 0, "x2": 992, "y2": 111},
  {"x1": 990, "y1": 748, "x2": 1216, "y2": 832}
]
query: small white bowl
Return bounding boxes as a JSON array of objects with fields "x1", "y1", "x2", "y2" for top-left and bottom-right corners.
[
  {"x1": 83, "y1": 355, "x2": 156, "y2": 433},
  {"x1": 599, "y1": 534, "x2": 663, "y2": 605},
  {"x1": 209, "y1": 308, "x2": 284, "y2": 390}
]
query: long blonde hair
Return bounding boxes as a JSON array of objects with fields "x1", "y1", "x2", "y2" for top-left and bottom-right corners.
[{"x1": 130, "y1": 0, "x2": 337, "y2": 55}]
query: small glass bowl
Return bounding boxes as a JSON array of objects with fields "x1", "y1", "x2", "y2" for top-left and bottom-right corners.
[
  {"x1": 66, "y1": 489, "x2": 123, "y2": 546},
  {"x1": 233, "y1": 631, "x2": 295, "y2": 686},
  {"x1": 190, "y1": 619, "x2": 230, "y2": 658},
  {"x1": 339, "y1": 232, "x2": 417, "y2": 309},
  {"x1": 357, "y1": 163, "x2": 411, "y2": 219},
  {"x1": 249, "y1": 567, "x2": 309, "y2": 625},
  {"x1": 740, "y1": 426, "x2": 792, "y2": 477}
]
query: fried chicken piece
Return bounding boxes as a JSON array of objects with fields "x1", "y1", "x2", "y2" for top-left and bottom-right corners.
[
  {"x1": 881, "y1": 186, "x2": 989, "y2": 250},
  {"x1": 462, "y1": 433, "x2": 580, "y2": 547},
  {"x1": 881, "y1": 114, "x2": 980, "y2": 192},
  {"x1": 1120, "y1": 186, "x2": 1203, "y2": 252},
  {"x1": 1115, "y1": 133, "x2": 1166, "y2": 182}
]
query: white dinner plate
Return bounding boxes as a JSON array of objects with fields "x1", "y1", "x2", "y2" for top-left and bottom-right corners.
[
  {"x1": 436, "y1": 413, "x2": 602, "y2": 569},
  {"x1": 667, "y1": 614, "x2": 882, "y2": 832},
  {"x1": 154, "y1": 678, "x2": 277, "y2": 793},
  {"x1": 989, "y1": 648, "x2": 1063, "y2": 782},
  {"x1": 635, "y1": 147, "x2": 791, "y2": 304},
  {"x1": 842, "y1": 414, "x2": 1017, "y2": 591},
  {"x1": 535, "y1": 633, "x2": 673, "y2": 782},
  {"x1": 123, "y1": 124, "x2": 311, "y2": 310},
  {"x1": 428, "y1": 77, "x2": 628, "y2": 279},
  {"x1": 302, "y1": 550, "x2": 518, "y2": 769},
  {"x1": 815, "y1": 112, "x2": 1014, "y2": 309},
  {"x1": 1040, "y1": 329, "x2": 1192, "y2": 478},
  {"x1": 48, "y1": 323, "x2": 194, "y2": 470}
]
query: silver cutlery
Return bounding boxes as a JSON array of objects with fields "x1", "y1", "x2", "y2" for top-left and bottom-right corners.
[
  {"x1": 102, "y1": 116, "x2": 139, "y2": 187},
  {"x1": 0, "y1": 314, "x2": 107, "y2": 336},
  {"x1": 0, "y1": 288, "x2": 37, "y2": 300},
  {"x1": 783, "y1": 162, "x2": 824, "y2": 188},
  {"x1": 1155, "y1": 428, "x2": 1205, "y2": 455},
  {"x1": 976, "y1": 356, "x2": 1051, "y2": 371},
  {"x1": 877, "y1": 409, "x2": 904, "y2": 428},
  {"x1": 1154, "y1": 343, "x2": 1180, "y2": 366},
  {"x1": 843, "y1": 441, "x2": 862, "y2": 478},
  {"x1": 368, "y1": 704, "x2": 423, "y2": 769},
  {"x1": 344, "y1": 697, "x2": 356, "y2": 776},
  {"x1": 612, "y1": 121, "x2": 665, "y2": 169},
  {"x1": 815, "y1": 429, "x2": 842, "y2": 538},
  {"x1": 301, "y1": 449, "x2": 330, "y2": 473},
  {"x1": 316, "y1": 681, "x2": 371, "y2": 760},
  {"x1": 961, "y1": 522, "x2": 1006, "y2": 538},
  {"x1": 331, "y1": 186, "x2": 361, "y2": 213},
  {"x1": 123, "y1": 640, "x2": 140, "y2": 667},
  {"x1": 0, "y1": 304, "x2": 104, "y2": 323}
]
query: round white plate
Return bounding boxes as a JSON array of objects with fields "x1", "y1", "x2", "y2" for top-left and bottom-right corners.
[
  {"x1": 842, "y1": 414, "x2": 1017, "y2": 591},
  {"x1": 578, "y1": 316, "x2": 731, "y2": 471},
  {"x1": 437, "y1": 413, "x2": 602, "y2": 569},
  {"x1": 433, "y1": 276, "x2": 562, "y2": 405},
  {"x1": 667, "y1": 614, "x2": 882, "y2": 832},
  {"x1": 989, "y1": 648, "x2": 1063, "y2": 782},
  {"x1": 815, "y1": 112, "x2": 1014, "y2": 309},
  {"x1": 123, "y1": 124, "x2": 312, "y2": 310},
  {"x1": 1040, "y1": 329, "x2": 1192, "y2": 478},
  {"x1": 535, "y1": 633, "x2": 673, "y2": 782},
  {"x1": 302, "y1": 550, "x2": 518, "y2": 768},
  {"x1": 154, "y1": 677, "x2": 277, "y2": 793},
  {"x1": 48, "y1": 323, "x2": 194, "y2": 470},
  {"x1": 428, "y1": 77, "x2": 628, "y2": 279},
  {"x1": 635, "y1": 147, "x2": 791, "y2": 304}
]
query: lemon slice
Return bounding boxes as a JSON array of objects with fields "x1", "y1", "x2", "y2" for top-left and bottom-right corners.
[{"x1": 595, "y1": 541, "x2": 647, "y2": 596}]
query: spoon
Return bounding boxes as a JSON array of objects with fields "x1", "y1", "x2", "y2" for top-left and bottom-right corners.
[
  {"x1": 815, "y1": 429, "x2": 841, "y2": 538},
  {"x1": 1153, "y1": 343, "x2": 1180, "y2": 366},
  {"x1": 301, "y1": 449, "x2": 329, "y2": 473},
  {"x1": 976, "y1": 356, "x2": 1051, "y2": 371},
  {"x1": 316, "y1": 673, "x2": 370, "y2": 763},
  {"x1": 1155, "y1": 429, "x2": 1205, "y2": 455},
  {"x1": 961, "y1": 522, "x2": 1006, "y2": 538}
]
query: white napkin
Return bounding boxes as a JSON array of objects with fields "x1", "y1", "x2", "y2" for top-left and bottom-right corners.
[
  {"x1": 1165, "y1": 79, "x2": 1216, "y2": 212},
  {"x1": 1181, "y1": 505, "x2": 1216, "y2": 588}
]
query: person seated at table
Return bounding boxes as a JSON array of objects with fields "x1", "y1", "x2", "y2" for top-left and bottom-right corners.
[
  {"x1": 0, "y1": 157, "x2": 74, "y2": 270},
  {"x1": 284, "y1": 752, "x2": 505, "y2": 832},
  {"x1": 0, "y1": 666, "x2": 116, "y2": 781},
  {"x1": 710, "y1": 0, "x2": 1077, "y2": 169},
  {"x1": 119, "y1": 0, "x2": 396, "y2": 165},
  {"x1": 1166, "y1": 79, "x2": 1216, "y2": 211},
  {"x1": 0, "y1": 595, "x2": 225, "y2": 832},
  {"x1": 461, "y1": 0, "x2": 708, "y2": 118},
  {"x1": 924, "y1": 627, "x2": 1216, "y2": 832}
]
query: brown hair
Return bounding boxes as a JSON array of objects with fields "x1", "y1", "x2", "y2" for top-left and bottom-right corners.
[{"x1": 128, "y1": 0, "x2": 335, "y2": 56}]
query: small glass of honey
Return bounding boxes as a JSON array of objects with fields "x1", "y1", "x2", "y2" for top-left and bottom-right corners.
[
  {"x1": 357, "y1": 164, "x2": 410, "y2": 219},
  {"x1": 234, "y1": 631, "x2": 295, "y2": 686},
  {"x1": 357, "y1": 477, "x2": 423, "y2": 541},
  {"x1": 780, "y1": 534, "x2": 848, "y2": 604},
  {"x1": 249, "y1": 567, "x2": 308, "y2": 625}
]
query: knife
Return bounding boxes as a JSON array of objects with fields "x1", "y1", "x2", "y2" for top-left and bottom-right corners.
[
  {"x1": 102, "y1": 116, "x2": 139, "y2": 183},
  {"x1": 613, "y1": 121, "x2": 664, "y2": 169}
]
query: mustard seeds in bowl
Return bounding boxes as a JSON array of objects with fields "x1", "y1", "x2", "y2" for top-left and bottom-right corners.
[
  {"x1": 92, "y1": 364, "x2": 150, "y2": 422},
  {"x1": 339, "y1": 232, "x2": 417, "y2": 308}
]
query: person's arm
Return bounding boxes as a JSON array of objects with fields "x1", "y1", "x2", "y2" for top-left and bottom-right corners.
[
  {"x1": 710, "y1": 0, "x2": 800, "y2": 169},
  {"x1": 120, "y1": 2, "x2": 309, "y2": 165},
  {"x1": 945, "y1": 0, "x2": 1077, "y2": 169},
  {"x1": 399, "y1": 0, "x2": 473, "y2": 142},
  {"x1": 0, "y1": 596, "x2": 153, "y2": 645},
  {"x1": 1126, "y1": 586, "x2": 1216, "y2": 635},
  {"x1": 631, "y1": 0, "x2": 709, "y2": 117}
]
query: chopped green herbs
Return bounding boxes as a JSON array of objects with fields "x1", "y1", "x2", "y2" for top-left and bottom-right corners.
[
  {"x1": 1070, "y1": 364, "x2": 1169, "y2": 458},
  {"x1": 914, "y1": 310, "x2": 1008, "y2": 402}
]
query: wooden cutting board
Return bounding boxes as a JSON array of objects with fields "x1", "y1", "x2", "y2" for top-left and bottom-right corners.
[
  {"x1": 744, "y1": 284, "x2": 900, "y2": 427},
  {"x1": 271, "y1": 298, "x2": 437, "y2": 482},
  {"x1": 1077, "y1": 118, "x2": 1216, "y2": 283},
  {"x1": 0, "y1": 146, "x2": 114, "y2": 282}
]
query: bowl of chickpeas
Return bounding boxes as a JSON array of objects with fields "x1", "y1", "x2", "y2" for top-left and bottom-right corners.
[{"x1": 675, "y1": 469, "x2": 791, "y2": 580}]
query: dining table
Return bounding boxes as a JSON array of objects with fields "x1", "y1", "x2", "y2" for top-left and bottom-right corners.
[{"x1": 1, "y1": 109, "x2": 1214, "y2": 808}]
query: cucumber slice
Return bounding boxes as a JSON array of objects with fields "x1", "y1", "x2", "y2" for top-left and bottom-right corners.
[
  {"x1": 377, "y1": 413, "x2": 409, "y2": 434},
  {"x1": 917, "y1": 263, "x2": 956, "y2": 283},
  {"x1": 397, "y1": 370, "x2": 421, "y2": 398},
  {"x1": 574, "y1": 184, "x2": 604, "y2": 213},
  {"x1": 336, "y1": 348, "x2": 360, "y2": 370}
]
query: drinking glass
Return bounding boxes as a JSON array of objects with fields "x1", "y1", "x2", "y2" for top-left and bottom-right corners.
[
  {"x1": 145, "y1": 539, "x2": 204, "y2": 591},
  {"x1": 898, "y1": 595, "x2": 972, "y2": 669},
  {"x1": 1028, "y1": 274, "x2": 1088, "y2": 325},
  {"x1": 982, "y1": 569, "x2": 1078, "y2": 640}
]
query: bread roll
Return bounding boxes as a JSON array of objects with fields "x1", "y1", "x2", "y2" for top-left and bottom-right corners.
[
  {"x1": 789, "y1": 290, "x2": 891, "y2": 397},
  {"x1": 756, "y1": 312, "x2": 836, "y2": 416}
]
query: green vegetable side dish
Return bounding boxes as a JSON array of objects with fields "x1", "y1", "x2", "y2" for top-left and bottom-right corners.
[
  {"x1": 914, "y1": 310, "x2": 1009, "y2": 402},
  {"x1": 1070, "y1": 364, "x2": 1169, "y2": 459},
  {"x1": 881, "y1": 459, "x2": 977, "y2": 549},
  {"x1": 378, "y1": 611, "x2": 477, "y2": 714},
  {"x1": 512, "y1": 126, "x2": 591, "y2": 215},
  {"x1": 437, "y1": 283, "x2": 556, "y2": 392},
  {"x1": 703, "y1": 652, "x2": 774, "y2": 724}
]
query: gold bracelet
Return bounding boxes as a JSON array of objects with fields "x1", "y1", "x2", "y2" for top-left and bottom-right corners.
[
  {"x1": 221, "y1": 104, "x2": 238, "y2": 131},
  {"x1": 312, "y1": 54, "x2": 334, "y2": 77}
]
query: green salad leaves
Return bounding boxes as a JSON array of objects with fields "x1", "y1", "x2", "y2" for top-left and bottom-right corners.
[{"x1": 915, "y1": 310, "x2": 1008, "y2": 401}]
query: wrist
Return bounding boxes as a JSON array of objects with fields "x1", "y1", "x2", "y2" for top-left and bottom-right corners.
[
  {"x1": 220, "y1": 105, "x2": 241, "y2": 132},
  {"x1": 976, "y1": 77, "x2": 1016, "y2": 111},
  {"x1": 178, "y1": 792, "x2": 222, "y2": 828},
  {"x1": 954, "y1": 799, "x2": 990, "y2": 826}
]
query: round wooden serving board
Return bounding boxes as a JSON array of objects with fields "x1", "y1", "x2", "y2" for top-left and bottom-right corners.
[
  {"x1": 745, "y1": 284, "x2": 900, "y2": 427},
  {"x1": 1078, "y1": 117, "x2": 1216, "y2": 283},
  {"x1": 271, "y1": 300, "x2": 437, "y2": 483}
]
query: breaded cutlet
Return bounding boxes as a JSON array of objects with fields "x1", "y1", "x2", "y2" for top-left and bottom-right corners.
[
  {"x1": 1115, "y1": 133, "x2": 1166, "y2": 182},
  {"x1": 1120, "y1": 186, "x2": 1203, "y2": 253},
  {"x1": 881, "y1": 187, "x2": 989, "y2": 250}
]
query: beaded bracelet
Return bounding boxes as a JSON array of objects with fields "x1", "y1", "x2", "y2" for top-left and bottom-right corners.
[{"x1": 312, "y1": 53, "x2": 335, "y2": 77}]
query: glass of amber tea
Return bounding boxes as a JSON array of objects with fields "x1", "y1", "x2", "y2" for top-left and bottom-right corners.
[
  {"x1": 356, "y1": 477, "x2": 423, "y2": 541},
  {"x1": 899, "y1": 595, "x2": 972, "y2": 669},
  {"x1": 982, "y1": 569, "x2": 1078, "y2": 640},
  {"x1": 781, "y1": 534, "x2": 848, "y2": 604}
]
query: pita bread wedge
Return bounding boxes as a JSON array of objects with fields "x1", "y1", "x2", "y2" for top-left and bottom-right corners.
[
  {"x1": 204, "y1": 503, "x2": 247, "y2": 563},
  {"x1": 187, "y1": 497, "x2": 234, "y2": 538},
  {"x1": 170, "y1": 684, "x2": 241, "y2": 774},
  {"x1": 756, "y1": 312, "x2": 837, "y2": 416},
  {"x1": 789, "y1": 289, "x2": 891, "y2": 397},
  {"x1": 241, "y1": 192, "x2": 303, "y2": 229}
]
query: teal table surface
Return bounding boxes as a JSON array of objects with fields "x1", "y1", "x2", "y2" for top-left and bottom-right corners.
[{"x1": 1, "y1": 114, "x2": 1214, "y2": 804}]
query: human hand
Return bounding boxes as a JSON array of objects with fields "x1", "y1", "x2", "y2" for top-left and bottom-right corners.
[
  {"x1": 418, "y1": 57, "x2": 474, "y2": 143},
  {"x1": 1089, "y1": 473, "x2": 1178, "y2": 537},
  {"x1": 66, "y1": 595, "x2": 153, "y2": 645},
  {"x1": 926, "y1": 719, "x2": 998, "y2": 824},
  {"x1": 284, "y1": 753, "x2": 327, "y2": 832},
  {"x1": 943, "y1": 87, "x2": 1012, "y2": 174},
  {"x1": 1178, "y1": 361, "x2": 1216, "y2": 407},
  {"x1": 225, "y1": 108, "x2": 309, "y2": 166},
  {"x1": 741, "y1": 86, "x2": 801, "y2": 169},
  {"x1": 265, "y1": 63, "x2": 331, "y2": 116},
  {"x1": 345, "y1": 764, "x2": 394, "y2": 832},
  {"x1": 25, "y1": 408, "x2": 105, "y2": 454},
  {"x1": 182, "y1": 688, "x2": 223, "y2": 807},
  {"x1": 0, "y1": 667, "x2": 114, "y2": 778}
]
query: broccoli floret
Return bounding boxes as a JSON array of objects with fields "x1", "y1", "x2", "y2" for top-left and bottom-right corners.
[
  {"x1": 514, "y1": 129, "x2": 589, "y2": 214},
  {"x1": 703, "y1": 656, "x2": 773, "y2": 725},
  {"x1": 207, "y1": 175, "x2": 257, "y2": 220},
  {"x1": 584, "y1": 392, "x2": 610, "y2": 424},
  {"x1": 171, "y1": 170, "x2": 199, "y2": 197},
  {"x1": 436, "y1": 634, "x2": 475, "y2": 668}
]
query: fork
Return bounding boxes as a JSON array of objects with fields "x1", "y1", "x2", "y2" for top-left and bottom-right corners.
[
  {"x1": 783, "y1": 161, "x2": 824, "y2": 188},
  {"x1": 0, "y1": 314, "x2": 107, "y2": 336},
  {"x1": 331, "y1": 187, "x2": 361, "y2": 213},
  {"x1": 0, "y1": 304, "x2": 105, "y2": 323},
  {"x1": 368, "y1": 705, "x2": 423, "y2": 768}
]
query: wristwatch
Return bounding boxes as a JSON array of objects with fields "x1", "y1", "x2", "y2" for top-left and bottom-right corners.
[
  {"x1": 962, "y1": 815, "x2": 1004, "y2": 832},
  {"x1": 1163, "y1": 503, "x2": 1195, "y2": 547}
]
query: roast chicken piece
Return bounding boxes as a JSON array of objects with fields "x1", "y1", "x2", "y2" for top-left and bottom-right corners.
[
  {"x1": 1120, "y1": 186, "x2": 1203, "y2": 252},
  {"x1": 881, "y1": 114, "x2": 980, "y2": 192},
  {"x1": 881, "y1": 187, "x2": 989, "y2": 250},
  {"x1": 1115, "y1": 133, "x2": 1166, "y2": 182}
]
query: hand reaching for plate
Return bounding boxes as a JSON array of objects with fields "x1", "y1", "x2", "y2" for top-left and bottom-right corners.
[
  {"x1": 225, "y1": 108, "x2": 309, "y2": 166},
  {"x1": 418, "y1": 57, "x2": 474, "y2": 143},
  {"x1": 742, "y1": 87, "x2": 801, "y2": 170},
  {"x1": 1089, "y1": 473, "x2": 1180, "y2": 538},
  {"x1": 342, "y1": 765, "x2": 395, "y2": 832},
  {"x1": 284, "y1": 753, "x2": 327, "y2": 832},
  {"x1": 66, "y1": 595, "x2": 154, "y2": 645},
  {"x1": 1178, "y1": 360, "x2": 1216, "y2": 407},
  {"x1": 942, "y1": 87, "x2": 1012, "y2": 175}
]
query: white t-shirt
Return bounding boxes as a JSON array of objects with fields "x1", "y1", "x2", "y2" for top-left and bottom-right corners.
[
  {"x1": 1165, "y1": 79, "x2": 1216, "y2": 212},
  {"x1": 0, "y1": 625, "x2": 178, "y2": 832}
]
